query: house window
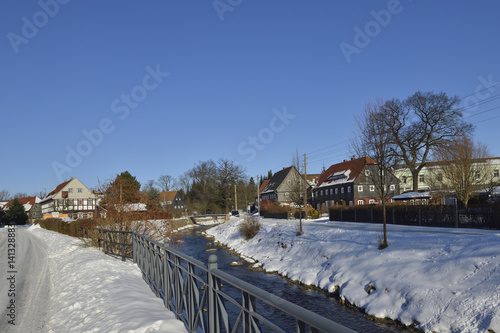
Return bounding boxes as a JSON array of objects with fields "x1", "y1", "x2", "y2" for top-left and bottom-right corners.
[
  {"x1": 419, "y1": 175, "x2": 425, "y2": 183},
  {"x1": 68, "y1": 188, "x2": 73, "y2": 193},
  {"x1": 320, "y1": 190, "x2": 323, "y2": 196},
  {"x1": 402, "y1": 176, "x2": 407, "y2": 184},
  {"x1": 369, "y1": 199, "x2": 376, "y2": 204},
  {"x1": 369, "y1": 185, "x2": 375, "y2": 191},
  {"x1": 341, "y1": 187, "x2": 344, "y2": 194},
  {"x1": 494, "y1": 169, "x2": 499, "y2": 178},
  {"x1": 285, "y1": 192, "x2": 289, "y2": 197},
  {"x1": 357, "y1": 200, "x2": 364, "y2": 205},
  {"x1": 330, "y1": 189, "x2": 333, "y2": 195},
  {"x1": 347, "y1": 187, "x2": 351, "y2": 193},
  {"x1": 287, "y1": 180, "x2": 292, "y2": 185},
  {"x1": 335, "y1": 188, "x2": 338, "y2": 194},
  {"x1": 475, "y1": 171, "x2": 481, "y2": 180},
  {"x1": 390, "y1": 184, "x2": 395, "y2": 191},
  {"x1": 365, "y1": 170, "x2": 370, "y2": 176},
  {"x1": 78, "y1": 188, "x2": 82, "y2": 193},
  {"x1": 358, "y1": 185, "x2": 363, "y2": 192},
  {"x1": 437, "y1": 173, "x2": 443, "y2": 182}
]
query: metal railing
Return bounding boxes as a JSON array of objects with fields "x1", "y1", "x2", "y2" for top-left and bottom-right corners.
[{"x1": 86, "y1": 228, "x2": 356, "y2": 333}]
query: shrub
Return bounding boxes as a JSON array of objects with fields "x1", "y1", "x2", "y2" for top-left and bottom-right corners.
[
  {"x1": 238, "y1": 216, "x2": 262, "y2": 240},
  {"x1": 308, "y1": 208, "x2": 319, "y2": 219}
]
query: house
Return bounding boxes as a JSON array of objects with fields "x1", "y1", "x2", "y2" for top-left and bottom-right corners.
[
  {"x1": 312, "y1": 157, "x2": 400, "y2": 209},
  {"x1": 259, "y1": 166, "x2": 305, "y2": 205},
  {"x1": 159, "y1": 191, "x2": 185, "y2": 211},
  {"x1": 1, "y1": 196, "x2": 42, "y2": 221},
  {"x1": 393, "y1": 157, "x2": 500, "y2": 193},
  {"x1": 40, "y1": 177, "x2": 98, "y2": 219}
]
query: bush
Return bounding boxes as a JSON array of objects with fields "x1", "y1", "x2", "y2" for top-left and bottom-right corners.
[
  {"x1": 238, "y1": 216, "x2": 262, "y2": 240},
  {"x1": 37, "y1": 218, "x2": 98, "y2": 237},
  {"x1": 308, "y1": 208, "x2": 319, "y2": 219}
]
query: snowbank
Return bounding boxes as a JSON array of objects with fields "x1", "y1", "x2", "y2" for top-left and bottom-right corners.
[
  {"x1": 29, "y1": 225, "x2": 186, "y2": 333},
  {"x1": 205, "y1": 217, "x2": 500, "y2": 333}
]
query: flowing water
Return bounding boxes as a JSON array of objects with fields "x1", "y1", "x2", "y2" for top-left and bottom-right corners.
[{"x1": 173, "y1": 226, "x2": 415, "y2": 333}]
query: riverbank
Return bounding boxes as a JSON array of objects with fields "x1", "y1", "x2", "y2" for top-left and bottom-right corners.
[{"x1": 205, "y1": 217, "x2": 500, "y2": 333}]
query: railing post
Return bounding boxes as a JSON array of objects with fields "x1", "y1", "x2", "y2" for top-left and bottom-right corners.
[
  {"x1": 121, "y1": 232, "x2": 126, "y2": 261},
  {"x1": 208, "y1": 254, "x2": 221, "y2": 333},
  {"x1": 163, "y1": 238, "x2": 172, "y2": 309},
  {"x1": 132, "y1": 229, "x2": 137, "y2": 263}
]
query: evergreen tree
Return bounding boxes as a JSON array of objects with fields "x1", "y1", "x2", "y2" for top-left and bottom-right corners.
[{"x1": 5, "y1": 198, "x2": 28, "y2": 225}]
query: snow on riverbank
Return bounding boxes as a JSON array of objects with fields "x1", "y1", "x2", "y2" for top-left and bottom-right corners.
[
  {"x1": 5, "y1": 225, "x2": 186, "y2": 333},
  {"x1": 205, "y1": 217, "x2": 500, "y2": 333}
]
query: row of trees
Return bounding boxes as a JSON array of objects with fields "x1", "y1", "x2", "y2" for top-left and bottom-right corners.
[
  {"x1": 351, "y1": 91, "x2": 495, "y2": 248},
  {"x1": 97, "y1": 159, "x2": 259, "y2": 215}
]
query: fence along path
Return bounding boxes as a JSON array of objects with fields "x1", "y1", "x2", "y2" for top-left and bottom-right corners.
[{"x1": 88, "y1": 228, "x2": 356, "y2": 333}]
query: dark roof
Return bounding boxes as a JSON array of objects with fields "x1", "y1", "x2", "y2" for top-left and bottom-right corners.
[
  {"x1": 261, "y1": 167, "x2": 295, "y2": 194},
  {"x1": 316, "y1": 157, "x2": 377, "y2": 187}
]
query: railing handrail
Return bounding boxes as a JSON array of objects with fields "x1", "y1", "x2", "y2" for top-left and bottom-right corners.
[
  {"x1": 86, "y1": 227, "x2": 357, "y2": 333},
  {"x1": 210, "y1": 266, "x2": 355, "y2": 333}
]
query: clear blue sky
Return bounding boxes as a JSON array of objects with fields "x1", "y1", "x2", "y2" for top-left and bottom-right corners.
[{"x1": 1, "y1": 1, "x2": 500, "y2": 195}]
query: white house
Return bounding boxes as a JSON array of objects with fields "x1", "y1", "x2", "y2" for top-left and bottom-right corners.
[{"x1": 40, "y1": 177, "x2": 98, "y2": 219}]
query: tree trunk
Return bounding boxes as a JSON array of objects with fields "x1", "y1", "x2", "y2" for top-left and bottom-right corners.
[{"x1": 411, "y1": 169, "x2": 419, "y2": 192}]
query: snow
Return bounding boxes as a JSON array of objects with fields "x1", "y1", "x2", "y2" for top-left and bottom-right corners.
[
  {"x1": 205, "y1": 217, "x2": 500, "y2": 333},
  {"x1": 392, "y1": 192, "x2": 431, "y2": 200},
  {"x1": 0, "y1": 225, "x2": 186, "y2": 333}
]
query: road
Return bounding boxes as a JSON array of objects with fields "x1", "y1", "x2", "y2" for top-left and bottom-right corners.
[{"x1": 0, "y1": 226, "x2": 51, "y2": 333}]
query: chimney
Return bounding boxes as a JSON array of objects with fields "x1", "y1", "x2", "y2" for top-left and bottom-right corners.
[{"x1": 343, "y1": 159, "x2": 348, "y2": 162}]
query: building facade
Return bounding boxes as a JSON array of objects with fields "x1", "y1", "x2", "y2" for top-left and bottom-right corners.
[
  {"x1": 40, "y1": 177, "x2": 98, "y2": 219},
  {"x1": 313, "y1": 157, "x2": 400, "y2": 209}
]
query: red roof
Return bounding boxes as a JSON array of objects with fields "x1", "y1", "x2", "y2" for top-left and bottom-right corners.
[
  {"x1": 46, "y1": 179, "x2": 72, "y2": 197},
  {"x1": 317, "y1": 157, "x2": 378, "y2": 187},
  {"x1": 2, "y1": 196, "x2": 39, "y2": 211},
  {"x1": 257, "y1": 179, "x2": 270, "y2": 197},
  {"x1": 160, "y1": 191, "x2": 178, "y2": 202}
]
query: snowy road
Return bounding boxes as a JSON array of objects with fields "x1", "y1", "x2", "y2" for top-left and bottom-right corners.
[
  {"x1": 0, "y1": 225, "x2": 186, "y2": 333},
  {"x1": 0, "y1": 226, "x2": 51, "y2": 333}
]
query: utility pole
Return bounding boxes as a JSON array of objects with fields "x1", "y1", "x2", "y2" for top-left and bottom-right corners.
[
  {"x1": 304, "y1": 153, "x2": 308, "y2": 220},
  {"x1": 257, "y1": 174, "x2": 260, "y2": 216},
  {"x1": 234, "y1": 183, "x2": 238, "y2": 211}
]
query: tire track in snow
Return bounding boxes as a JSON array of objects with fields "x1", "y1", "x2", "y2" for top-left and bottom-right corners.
[{"x1": 0, "y1": 227, "x2": 51, "y2": 333}]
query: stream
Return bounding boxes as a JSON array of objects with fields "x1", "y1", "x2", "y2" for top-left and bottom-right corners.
[{"x1": 173, "y1": 225, "x2": 415, "y2": 333}]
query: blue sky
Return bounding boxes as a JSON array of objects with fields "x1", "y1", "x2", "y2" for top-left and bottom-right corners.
[{"x1": 1, "y1": 1, "x2": 500, "y2": 195}]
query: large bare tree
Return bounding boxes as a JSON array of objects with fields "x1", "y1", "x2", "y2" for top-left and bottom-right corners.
[
  {"x1": 384, "y1": 91, "x2": 473, "y2": 192},
  {"x1": 433, "y1": 136, "x2": 491, "y2": 208},
  {"x1": 351, "y1": 99, "x2": 398, "y2": 248},
  {"x1": 156, "y1": 175, "x2": 174, "y2": 192}
]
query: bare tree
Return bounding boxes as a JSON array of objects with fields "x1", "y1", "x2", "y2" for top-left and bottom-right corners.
[
  {"x1": 289, "y1": 150, "x2": 306, "y2": 234},
  {"x1": 351, "y1": 99, "x2": 399, "y2": 249},
  {"x1": 141, "y1": 180, "x2": 156, "y2": 194},
  {"x1": 433, "y1": 136, "x2": 491, "y2": 208},
  {"x1": 156, "y1": 175, "x2": 174, "y2": 192},
  {"x1": 0, "y1": 190, "x2": 10, "y2": 201},
  {"x1": 384, "y1": 91, "x2": 473, "y2": 192}
]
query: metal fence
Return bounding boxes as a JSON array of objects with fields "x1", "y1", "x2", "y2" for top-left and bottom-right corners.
[
  {"x1": 329, "y1": 205, "x2": 500, "y2": 229},
  {"x1": 86, "y1": 228, "x2": 356, "y2": 333}
]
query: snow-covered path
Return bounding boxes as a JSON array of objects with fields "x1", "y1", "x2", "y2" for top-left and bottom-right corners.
[
  {"x1": 0, "y1": 227, "x2": 51, "y2": 332},
  {"x1": 0, "y1": 225, "x2": 186, "y2": 333}
]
